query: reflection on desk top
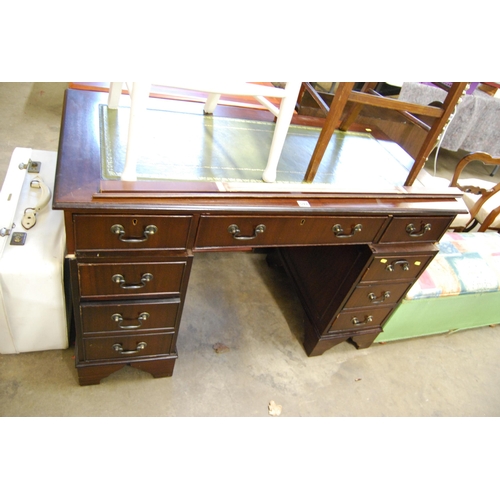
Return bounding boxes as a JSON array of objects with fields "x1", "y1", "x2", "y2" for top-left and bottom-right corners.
[
  {"x1": 99, "y1": 98, "x2": 414, "y2": 186},
  {"x1": 54, "y1": 88, "x2": 465, "y2": 215}
]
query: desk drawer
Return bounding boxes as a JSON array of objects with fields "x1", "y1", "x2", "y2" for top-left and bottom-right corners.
[
  {"x1": 78, "y1": 261, "x2": 189, "y2": 300},
  {"x1": 343, "y1": 282, "x2": 413, "y2": 309},
  {"x1": 362, "y1": 253, "x2": 435, "y2": 282},
  {"x1": 195, "y1": 215, "x2": 387, "y2": 248},
  {"x1": 329, "y1": 306, "x2": 393, "y2": 333},
  {"x1": 379, "y1": 216, "x2": 453, "y2": 243},
  {"x1": 74, "y1": 215, "x2": 192, "y2": 251},
  {"x1": 80, "y1": 299, "x2": 180, "y2": 334},
  {"x1": 83, "y1": 332, "x2": 174, "y2": 361}
]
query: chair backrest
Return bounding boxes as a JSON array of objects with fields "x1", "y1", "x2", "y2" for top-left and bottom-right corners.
[
  {"x1": 300, "y1": 82, "x2": 468, "y2": 186},
  {"x1": 110, "y1": 82, "x2": 297, "y2": 110},
  {"x1": 449, "y1": 152, "x2": 500, "y2": 231},
  {"x1": 107, "y1": 82, "x2": 301, "y2": 183}
]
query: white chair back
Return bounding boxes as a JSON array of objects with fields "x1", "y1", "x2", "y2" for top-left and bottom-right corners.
[{"x1": 108, "y1": 82, "x2": 301, "y2": 182}]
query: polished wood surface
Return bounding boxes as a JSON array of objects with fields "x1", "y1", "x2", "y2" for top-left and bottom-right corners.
[
  {"x1": 55, "y1": 89, "x2": 466, "y2": 385},
  {"x1": 78, "y1": 260, "x2": 189, "y2": 299}
]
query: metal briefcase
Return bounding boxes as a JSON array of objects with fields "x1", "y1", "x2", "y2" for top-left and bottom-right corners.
[{"x1": 0, "y1": 148, "x2": 68, "y2": 354}]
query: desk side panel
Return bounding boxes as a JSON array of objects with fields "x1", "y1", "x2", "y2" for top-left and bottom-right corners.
[{"x1": 278, "y1": 245, "x2": 373, "y2": 335}]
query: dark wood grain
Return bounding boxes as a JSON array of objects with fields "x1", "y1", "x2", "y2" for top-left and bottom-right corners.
[
  {"x1": 73, "y1": 214, "x2": 193, "y2": 252},
  {"x1": 78, "y1": 260, "x2": 189, "y2": 299},
  {"x1": 80, "y1": 299, "x2": 180, "y2": 334},
  {"x1": 55, "y1": 88, "x2": 466, "y2": 384}
]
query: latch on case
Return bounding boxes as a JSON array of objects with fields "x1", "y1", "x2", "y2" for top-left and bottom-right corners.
[
  {"x1": 18, "y1": 159, "x2": 41, "y2": 173},
  {"x1": 10, "y1": 232, "x2": 27, "y2": 245}
]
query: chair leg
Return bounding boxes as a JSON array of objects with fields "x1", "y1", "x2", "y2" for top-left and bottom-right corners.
[
  {"x1": 303, "y1": 82, "x2": 355, "y2": 182},
  {"x1": 121, "y1": 82, "x2": 150, "y2": 182},
  {"x1": 108, "y1": 82, "x2": 123, "y2": 109},
  {"x1": 204, "y1": 93, "x2": 221, "y2": 114},
  {"x1": 404, "y1": 82, "x2": 468, "y2": 186},
  {"x1": 262, "y1": 82, "x2": 302, "y2": 183},
  {"x1": 338, "y1": 82, "x2": 378, "y2": 131}
]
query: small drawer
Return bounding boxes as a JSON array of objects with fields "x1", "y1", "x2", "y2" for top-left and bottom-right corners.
[
  {"x1": 329, "y1": 306, "x2": 393, "y2": 333},
  {"x1": 379, "y1": 216, "x2": 453, "y2": 243},
  {"x1": 195, "y1": 215, "x2": 387, "y2": 248},
  {"x1": 74, "y1": 215, "x2": 192, "y2": 251},
  {"x1": 83, "y1": 332, "x2": 174, "y2": 361},
  {"x1": 344, "y1": 282, "x2": 413, "y2": 309},
  {"x1": 78, "y1": 260, "x2": 190, "y2": 300},
  {"x1": 80, "y1": 299, "x2": 180, "y2": 334},
  {"x1": 362, "y1": 252, "x2": 436, "y2": 282}
]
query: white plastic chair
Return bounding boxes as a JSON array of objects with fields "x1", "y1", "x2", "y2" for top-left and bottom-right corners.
[{"x1": 107, "y1": 82, "x2": 302, "y2": 183}]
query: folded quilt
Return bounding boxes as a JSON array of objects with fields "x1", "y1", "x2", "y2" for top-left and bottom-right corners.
[{"x1": 406, "y1": 232, "x2": 500, "y2": 300}]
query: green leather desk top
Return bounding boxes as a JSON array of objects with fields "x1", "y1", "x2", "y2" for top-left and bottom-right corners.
[{"x1": 99, "y1": 103, "x2": 416, "y2": 189}]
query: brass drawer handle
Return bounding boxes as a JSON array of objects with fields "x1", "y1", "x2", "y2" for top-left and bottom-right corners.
[
  {"x1": 406, "y1": 223, "x2": 431, "y2": 237},
  {"x1": 110, "y1": 224, "x2": 158, "y2": 243},
  {"x1": 386, "y1": 260, "x2": 410, "y2": 272},
  {"x1": 332, "y1": 223, "x2": 362, "y2": 238},
  {"x1": 112, "y1": 342, "x2": 147, "y2": 355},
  {"x1": 228, "y1": 224, "x2": 266, "y2": 240},
  {"x1": 111, "y1": 312, "x2": 150, "y2": 329},
  {"x1": 352, "y1": 315, "x2": 373, "y2": 326},
  {"x1": 368, "y1": 291, "x2": 391, "y2": 304},
  {"x1": 112, "y1": 273, "x2": 154, "y2": 289}
]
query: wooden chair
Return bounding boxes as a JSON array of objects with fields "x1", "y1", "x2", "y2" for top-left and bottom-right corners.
[
  {"x1": 419, "y1": 152, "x2": 500, "y2": 232},
  {"x1": 448, "y1": 152, "x2": 500, "y2": 232},
  {"x1": 300, "y1": 82, "x2": 469, "y2": 186},
  {"x1": 107, "y1": 82, "x2": 302, "y2": 183}
]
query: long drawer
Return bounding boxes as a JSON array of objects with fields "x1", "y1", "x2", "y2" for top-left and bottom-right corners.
[
  {"x1": 195, "y1": 215, "x2": 388, "y2": 248},
  {"x1": 83, "y1": 332, "x2": 175, "y2": 361},
  {"x1": 78, "y1": 261, "x2": 189, "y2": 300},
  {"x1": 80, "y1": 299, "x2": 180, "y2": 335},
  {"x1": 74, "y1": 215, "x2": 193, "y2": 251}
]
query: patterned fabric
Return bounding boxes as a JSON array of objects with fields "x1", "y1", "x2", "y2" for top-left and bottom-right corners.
[
  {"x1": 400, "y1": 83, "x2": 500, "y2": 156},
  {"x1": 406, "y1": 232, "x2": 500, "y2": 300}
]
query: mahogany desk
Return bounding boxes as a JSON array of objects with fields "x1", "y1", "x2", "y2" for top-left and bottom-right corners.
[{"x1": 54, "y1": 89, "x2": 466, "y2": 385}]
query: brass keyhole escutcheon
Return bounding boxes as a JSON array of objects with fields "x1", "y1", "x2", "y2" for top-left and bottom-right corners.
[
  {"x1": 300, "y1": 219, "x2": 306, "y2": 226},
  {"x1": 132, "y1": 219, "x2": 138, "y2": 226}
]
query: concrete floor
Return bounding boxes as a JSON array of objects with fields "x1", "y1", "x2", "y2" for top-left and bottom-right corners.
[{"x1": 1, "y1": 82, "x2": 500, "y2": 417}]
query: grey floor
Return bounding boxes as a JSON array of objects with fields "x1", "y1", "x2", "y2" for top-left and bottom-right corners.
[{"x1": 1, "y1": 82, "x2": 500, "y2": 418}]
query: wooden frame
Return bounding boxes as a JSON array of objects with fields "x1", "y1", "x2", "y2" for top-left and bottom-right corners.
[
  {"x1": 300, "y1": 82, "x2": 469, "y2": 186},
  {"x1": 450, "y1": 152, "x2": 500, "y2": 231}
]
